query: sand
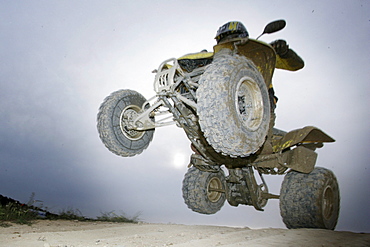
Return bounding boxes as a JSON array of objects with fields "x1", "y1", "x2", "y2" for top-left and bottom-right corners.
[{"x1": 1, "y1": 220, "x2": 369, "y2": 247}]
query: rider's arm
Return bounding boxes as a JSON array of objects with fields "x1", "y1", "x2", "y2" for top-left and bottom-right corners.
[{"x1": 271, "y1": 40, "x2": 304, "y2": 71}]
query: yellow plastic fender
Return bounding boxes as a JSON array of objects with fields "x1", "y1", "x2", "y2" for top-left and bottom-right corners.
[{"x1": 272, "y1": 126, "x2": 335, "y2": 153}]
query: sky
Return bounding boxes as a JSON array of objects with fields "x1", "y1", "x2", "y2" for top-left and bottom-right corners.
[{"x1": 0, "y1": 0, "x2": 369, "y2": 232}]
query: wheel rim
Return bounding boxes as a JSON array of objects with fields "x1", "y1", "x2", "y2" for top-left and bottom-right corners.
[
  {"x1": 120, "y1": 105, "x2": 145, "y2": 140},
  {"x1": 235, "y1": 76, "x2": 264, "y2": 131},
  {"x1": 322, "y1": 185, "x2": 334, "y2": 220},
  {"x1": 207, "y1": 177, "x2": 223, "y2": 203}
]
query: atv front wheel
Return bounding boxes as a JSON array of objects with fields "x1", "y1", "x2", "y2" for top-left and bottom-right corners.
[
  {"x1": 197, "y1": 53, "x2": 270, "y2": 157},
  {"x1": 182, "y1": 166, "x2": 226, "y2": 214},
  {"x1": 97, "y1": 89, "x2": 154, "y2": 157},
  {"x1": 280, "y1": 167, "x2": 340, "y2": 230}
]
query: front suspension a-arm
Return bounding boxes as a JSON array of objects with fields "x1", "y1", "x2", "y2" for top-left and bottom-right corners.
[{"x1": 132, "y1": 99, "x2": 167, "y2": 130}]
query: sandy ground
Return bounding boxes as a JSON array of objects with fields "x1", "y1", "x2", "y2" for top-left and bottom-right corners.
[{"x1": 0, "y1": 220, "x2": 369, "y2": 247}]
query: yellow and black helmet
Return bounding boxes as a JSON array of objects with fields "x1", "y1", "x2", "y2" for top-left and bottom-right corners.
[{"x1": 215, "y1": 21, "x2": 249, "y2": 44}]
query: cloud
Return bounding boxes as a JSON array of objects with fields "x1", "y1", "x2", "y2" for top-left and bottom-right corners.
[{"x1": 0, "y1": 0, "x2": 369, "y2": 232}]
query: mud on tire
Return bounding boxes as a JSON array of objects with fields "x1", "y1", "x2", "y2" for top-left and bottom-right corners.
[
  {"x1": 197, "y1": 52, "x2": 270, "y2": 157},
  {"x1": 280, "y1": 167, "x2": 340, "y2": 230},
  {"x1": 182, "y1": 167, "x2": 226, "y2": 214},
  {"x1": 97, "y1": 89, "x2": 154, "y2": 157}
]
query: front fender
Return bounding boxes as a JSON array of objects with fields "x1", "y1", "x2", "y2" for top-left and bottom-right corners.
[{"x1": 214, "y1": 38, "x2": 276, "y2": 88}]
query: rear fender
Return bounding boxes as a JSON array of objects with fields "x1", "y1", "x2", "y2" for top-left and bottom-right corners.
[
  {"x1": 269, "y1": 127, "x2": 334, "y2": 173},
  {"x1": 272, "y1": 126, "x2": 335, "y2": 153}
]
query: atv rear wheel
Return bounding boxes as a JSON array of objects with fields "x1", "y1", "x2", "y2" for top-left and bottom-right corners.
[
  {"x1": 280, "y1": 167, "x2": 340, "y2": 230},
  {"x1": 97, "y1": 89, "x2": 154, "y2": 157},
  {"x1": 182, "y1": 166, "x2": 226, "y2": 214},
  {"x1": 197, "y1": 52, "x2": 270, "y2": 157}
]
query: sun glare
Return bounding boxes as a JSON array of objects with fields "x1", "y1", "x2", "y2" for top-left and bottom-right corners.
[{"x1": 173, "y1": 152, "x2": 188, "y2": 169}]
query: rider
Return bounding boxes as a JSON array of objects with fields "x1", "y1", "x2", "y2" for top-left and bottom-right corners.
[{"x1": 188, "y1": 21, "x2": 304, "y2": 155}]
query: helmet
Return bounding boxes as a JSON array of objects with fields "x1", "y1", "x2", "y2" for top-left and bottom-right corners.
[{"x1": 215, "y1": 21, "x2": 249, "y2": 43}]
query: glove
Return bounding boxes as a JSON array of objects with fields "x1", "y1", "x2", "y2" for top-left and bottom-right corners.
[{"x1": 270, "y1": 40, "x2": 289, "y2": 57}]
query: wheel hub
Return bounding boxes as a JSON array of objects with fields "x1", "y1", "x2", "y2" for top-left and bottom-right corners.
[
  {"x1": 236, "y1": 76, "x2": 264, "y2": 131},
  {"x1": 322, "y1": 185, "x2": 334, "y2": 220},
  {"x1": 207, "y1": 177, "x2": 224, "y2": 203},
  {"x1": 120, "y1": 106, "x2": 145, "y2": 140}
]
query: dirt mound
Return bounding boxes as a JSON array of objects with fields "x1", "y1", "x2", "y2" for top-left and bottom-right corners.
[{"x1": 1, "y1": 220, "x2": 369, "y2": 247}]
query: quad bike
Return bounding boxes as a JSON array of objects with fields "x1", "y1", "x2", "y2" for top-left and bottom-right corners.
[{"x1": 97, "y1": 20, "x2": 340, "y2": 230}]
